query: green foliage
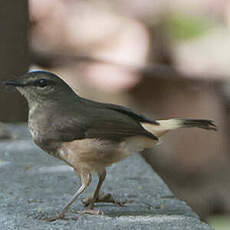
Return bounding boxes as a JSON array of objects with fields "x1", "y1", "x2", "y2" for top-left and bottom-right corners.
[
  {"x1": 167, "y1": 13, "x2": 212, "y2": 40},
  {"x1": 208, "y1": 215, "x2": 230, "y2": 230}
]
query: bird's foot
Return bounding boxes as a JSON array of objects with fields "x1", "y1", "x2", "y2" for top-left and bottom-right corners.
[
  {"x1": 79, "y1": 208, "x2": 103, "y2": 215},
  {"x1": 45, "y1": 213, "x2": 70, "y2": 222},
  {"x1": 40, "y1": 212, "x2": 78, "y2": 222},
  {"x1": 46, "y1": 213, "x2": 65, "y2": 222},
  {"x1": 82, "y1": 192, "x2": 125, "y2": 207}
]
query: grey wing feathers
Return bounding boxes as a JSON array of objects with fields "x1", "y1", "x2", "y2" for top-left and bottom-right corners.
[
  {"x1": 82, "y1": 98, "x2": 159, "y2": 125},
  {"x1": 49, "y1": 117, "x2": 87, "y2": 141},
  {"x1": 85, "y1": 119, "x2": 158, "y2": 141},
  {"x1": 48, "y1": 99, "x2": 159, "y2": 142},
  {"x1": 101, "y1": 103, "x2": 159, "y2": 125},
  {"x1": 49, "y1": 110, "x2": 158, "y2": 142}
]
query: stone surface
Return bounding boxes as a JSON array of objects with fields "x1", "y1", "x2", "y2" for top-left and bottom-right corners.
[
  {"x1": 0, "y1": 122, "x2": 11, "y2": 140},
  {"x1": 0, "y1": 123, "x2": 30, "y2": 140},
  {"x1": 0, "y1": 125, "x2": 212, "y2": 229}
]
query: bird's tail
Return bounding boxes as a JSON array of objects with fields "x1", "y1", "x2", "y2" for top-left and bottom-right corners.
[{"x1": 141, "y1": 119, "x2": 217, "y2": 137}]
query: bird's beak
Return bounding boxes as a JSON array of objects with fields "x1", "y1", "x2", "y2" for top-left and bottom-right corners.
[{"x1": 3, "y1": 80, "x2": 24, "y2": 87}]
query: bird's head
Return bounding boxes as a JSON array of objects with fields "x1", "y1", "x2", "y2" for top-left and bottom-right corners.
[{"x1": 4, "y1": 71, "x2": 77, "y2": 107}]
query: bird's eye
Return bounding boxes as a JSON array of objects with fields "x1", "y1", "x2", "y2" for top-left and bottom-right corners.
[{"x1": 37, "y1": 79, "x2": 48, "y2": 87}]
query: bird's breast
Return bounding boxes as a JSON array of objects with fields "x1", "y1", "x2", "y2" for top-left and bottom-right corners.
[
  {"x1": 57, "y1": 139, "x2": 125, "y2": 172},
  {"x1": 28, "y1": 117, "x2": 59, "y2": 157}
]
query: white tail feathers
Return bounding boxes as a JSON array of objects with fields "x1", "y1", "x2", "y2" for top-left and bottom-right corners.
[{"x1": 141, "y1": 119, "x2": 217, "y2": 137}]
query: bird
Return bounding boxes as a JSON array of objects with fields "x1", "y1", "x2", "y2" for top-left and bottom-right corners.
[{"x1": 5, "y1": 70, "x2": 217, "y2": 220}]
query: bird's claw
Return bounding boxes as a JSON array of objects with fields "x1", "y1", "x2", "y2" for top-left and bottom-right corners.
[
  {"x1": 79, "y1": 209, "x2": 103, "y2": 215},
  {"x1": 82, "y1": 192, "x2": 126, "y2": 207}
]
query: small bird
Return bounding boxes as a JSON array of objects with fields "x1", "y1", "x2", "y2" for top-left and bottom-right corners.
[{"x1": 5, "y1": 71, "x2": 217, "y2": 220}]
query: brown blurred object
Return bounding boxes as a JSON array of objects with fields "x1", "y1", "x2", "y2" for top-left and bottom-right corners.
[
  {"x1": 0, "y1": 0, "x2": 29, "y2": 122},
  {"x1": 131, "y1": 76, "x2": 230, "y2": 218},
  {"x1": 29, "y1": 0, "x2": 172, "y2": 93}
]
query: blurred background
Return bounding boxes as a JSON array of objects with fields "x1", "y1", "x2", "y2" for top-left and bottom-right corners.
[{"x1": 1, "y1": 0, "x2": 230, "y2": 228}]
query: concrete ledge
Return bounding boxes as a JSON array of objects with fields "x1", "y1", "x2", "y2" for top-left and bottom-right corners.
[{"x1": 0, "y1": 125, "x2": 212, "y2": 229}]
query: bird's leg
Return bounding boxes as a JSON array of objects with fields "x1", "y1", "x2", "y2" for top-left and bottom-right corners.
[
  {"x1": 80, "y1": 170, "x2": 106, "y2": 215},
  {"x1": 82, "y1": 170, "x2": 125, "y2": 211},
  {"x1": 82, "y1": 170, "x2": 106, "y2": 210},
  {"x1": 48, "y1": 172, "x2": 91, "y2": 221}
]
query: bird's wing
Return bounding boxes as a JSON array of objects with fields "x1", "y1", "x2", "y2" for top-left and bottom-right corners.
[
  {"x1": 103, "y1": 103, "x2": 159, "y2": 125},
  {"x1": 48, "y1": 108, "x2": 158, "y2": 142},
  {"x1": 82, "y1": 98, "x2": 159, "y2": 125},
  {"x1": 84, "y1": 117, "x2": 158, "y2": 141},
  {"x1": 48, "y1": 116, "x2": 86, "y2": 142}
]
